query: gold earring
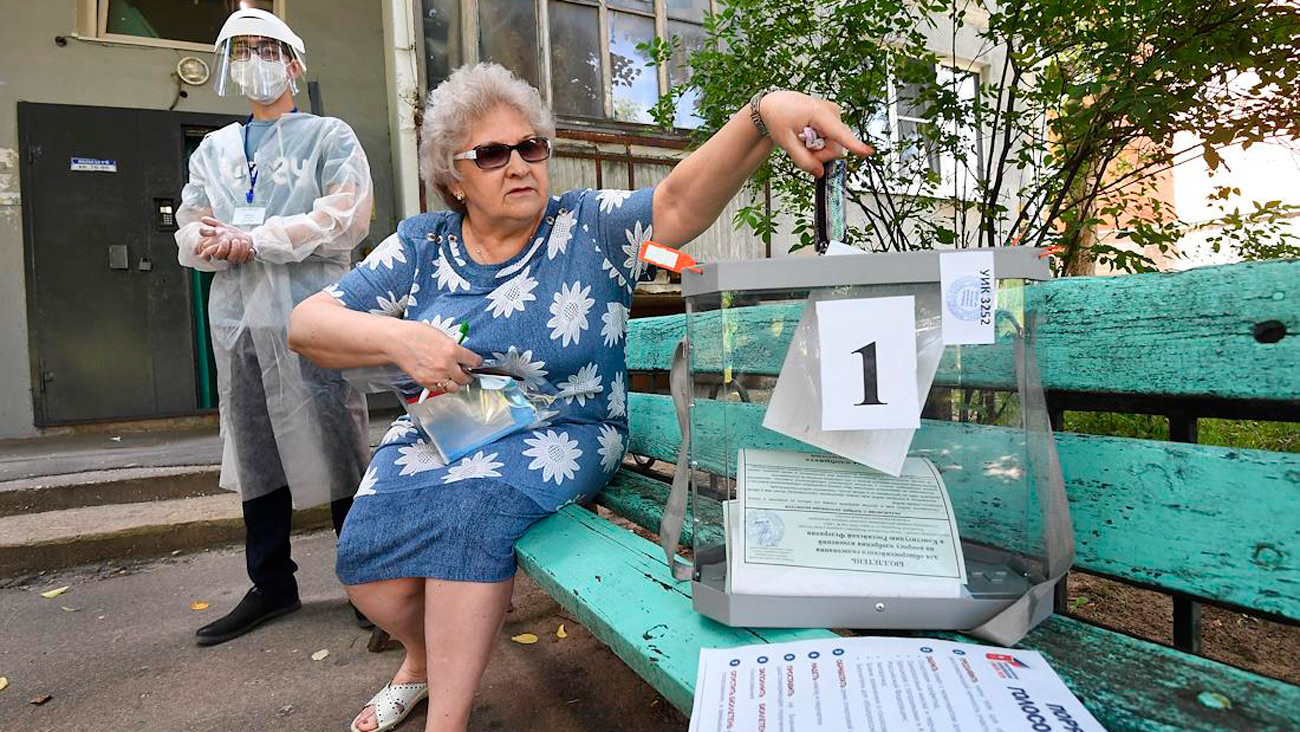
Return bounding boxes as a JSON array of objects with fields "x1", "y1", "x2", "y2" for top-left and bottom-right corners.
[{"x1": 454, "y1": 191, "x2": 465, "y2": 202}]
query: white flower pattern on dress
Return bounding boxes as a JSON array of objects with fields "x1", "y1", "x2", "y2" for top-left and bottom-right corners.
[
  {"x1": 364, "y1": 234, "x2": 407, "y2": 270},
  {"x1": 597, "y1": 424, "x2": 625, "y2": 474},
  {"x1": 548, "y1": 210, "x2": 576, "y2": 259},
  {"x1": 323, "y1": 283, "x2": 345, "y2": 302},
  {"x1": 381, "y1": 418, "x2": 418, "y2": 446},
  {"x1": 597, "y1": 189, "x2": 632, "y2": 213},
  {"x1": 622, "y1": 221, "x2": 653, "y2": 282},
  {"x1": 522, "y1": 429, "x2": 581, "y2": 485},
  {"x1": 421, "y1": 314, "x2": 461, "y2": 341},
  {"x1": 435, "y1": 253, "x2": 470, "y2": 292},
  {"x1": 547, "y1": 281, "x2": 594, "y2": 346},
  {"x1": 485, "y1": 266, "x2": 539, "y2": 318},
  {"x1": 492, "y1": 346, "x2": 548, "y2": 390},
  {"x1": 394, "y1": 441, "x2": 446, "y2": 476},
  {"x1": 443, "y1": 451, "x2": 505, "y2": 483},
  {"x1": 601, "y1": 258, "x2": 628, "y2": 288},
  {"x1": 354, "y1": 465, "x2": 379, "y2": 497},
  {"x1": 607, "y1": 371, "x2": 627, "y2": 418},
  {"x1": 601, "y1": 302, "x2": 628, "y2": 347},
  {"x1": 371, "y1": 291, "x2": 409, "y2": 317},
  {"x1": 557, "y1": 362, "x2": 603, "y2": 406}
]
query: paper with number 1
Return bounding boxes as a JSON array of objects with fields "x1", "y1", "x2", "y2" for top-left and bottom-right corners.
[{"x1": 763, "y1": 293, "x2": 941, "y2": 476}]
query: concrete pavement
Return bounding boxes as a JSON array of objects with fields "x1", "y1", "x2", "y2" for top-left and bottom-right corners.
[{"x1": 0, "y1": 531, "x2": 686, "y2": 731}]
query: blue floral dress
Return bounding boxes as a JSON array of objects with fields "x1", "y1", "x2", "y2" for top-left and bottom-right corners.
[{"x1": 329, "y1": 187, "x2": 655, "y2": 583}]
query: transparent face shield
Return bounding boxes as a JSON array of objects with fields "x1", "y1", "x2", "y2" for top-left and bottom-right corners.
[{"x1": 213, "y1": 35, "x2": 305, "y2": 101}]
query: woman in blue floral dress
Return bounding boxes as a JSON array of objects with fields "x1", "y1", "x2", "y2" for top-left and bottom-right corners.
[{"x1": 289, "y1": 63, "x2": 869, "y2": 732}]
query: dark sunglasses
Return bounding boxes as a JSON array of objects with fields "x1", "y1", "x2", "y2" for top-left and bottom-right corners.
[{"x1": 453, "y1": 136, "x2": 551, "y2": 170}]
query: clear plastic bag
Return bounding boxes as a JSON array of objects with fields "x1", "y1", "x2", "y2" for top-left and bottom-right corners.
[{"x1": 342, "y1": 361, "x2": 556, "y2": 464}]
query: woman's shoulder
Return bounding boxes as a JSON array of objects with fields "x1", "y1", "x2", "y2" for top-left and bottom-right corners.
[{"x1": 396, "y1": 210, "x2": 459, "y2": 246}]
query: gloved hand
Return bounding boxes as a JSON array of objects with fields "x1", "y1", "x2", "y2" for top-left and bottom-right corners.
[{"x1": 197, "y1": 216, "x2": 255, "y2": 264}]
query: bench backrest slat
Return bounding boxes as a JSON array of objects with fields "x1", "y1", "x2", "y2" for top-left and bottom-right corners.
[{"x1": 626, "y1": 259, "x2": 1300, "y2": 402}]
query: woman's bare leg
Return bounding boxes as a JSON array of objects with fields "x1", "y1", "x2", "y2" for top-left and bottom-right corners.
[
  {"x1": 422, "y1": 575, "x2": 515, "y2": 732},
  {"x1": 347, "y1": 578, "x2": 427, "y2": 731}
]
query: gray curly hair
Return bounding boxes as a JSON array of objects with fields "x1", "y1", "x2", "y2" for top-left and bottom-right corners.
[{"x1": 419, "y1": 63, "x2": 557, "y2": 213}]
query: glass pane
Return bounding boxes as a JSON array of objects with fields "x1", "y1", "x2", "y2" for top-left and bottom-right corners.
[
  {"x1": 608, "y1": 0, "x2": 654, "y2": 13},
  {"x1": 479, "y1": 0, "x2": 540, "y2": 87},
  {"x1": 668, "y1": 0, "x2": 710, "y2": 22},
  {"x1": 608, "y1": 11, "x2": 658, "y2": 124},
  {"x1": 668, "y1": 20, "x2": 707, "y2": 128},
  {"x1": 422, "y1": 0, "x2": 462, "y2": 88},
  {"x1": 548, "y1": 1, "x2": 603, "y2": 118},
  {"x1": 105, "y1": 0, "x2": 273, "y2": 44},
  {"x1": 896, "y1": 61, "x2": 938, "y2": 120}
]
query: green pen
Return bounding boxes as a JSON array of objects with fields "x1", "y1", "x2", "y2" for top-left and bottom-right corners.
[{"x1": 458, "y1": 321, "x2": 469, "y2": 344}]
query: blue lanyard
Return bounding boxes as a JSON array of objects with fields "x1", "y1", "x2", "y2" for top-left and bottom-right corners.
[{"x1": 242, "y1": 107, "x2": 297, "y2": 205}]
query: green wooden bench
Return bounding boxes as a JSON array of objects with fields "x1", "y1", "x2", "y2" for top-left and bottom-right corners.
[{"x1": 515, "y1": 257, "x2": 1300, "y2": 730}]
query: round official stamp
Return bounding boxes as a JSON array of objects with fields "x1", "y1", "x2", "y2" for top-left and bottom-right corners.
[
  {"x1": 746, "y1": 510, "x2": 785, "y2": 548},
  {"x1": 946, "y1": 275, "x2": 984, "y2": 322}
]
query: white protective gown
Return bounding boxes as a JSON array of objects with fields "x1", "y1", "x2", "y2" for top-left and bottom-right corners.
[{"x1": 176, "y1": 113, "x2": 372, "y2": 507}]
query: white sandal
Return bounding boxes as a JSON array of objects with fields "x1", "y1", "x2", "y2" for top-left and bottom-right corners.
[{"x1": 349, "y1": 681, "x2": 429, "y2": 732}]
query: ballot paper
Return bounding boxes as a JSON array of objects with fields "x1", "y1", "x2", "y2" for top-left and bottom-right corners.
[
  {"x1": 763, "y1": 296, "x2": 943, "y2": 477},
  {"x1": 727, "y1": 449, "x2": 967, "y2": 598},
  {"x1": 688, "y1": 636, "x2": 1106, "y2": 732}
]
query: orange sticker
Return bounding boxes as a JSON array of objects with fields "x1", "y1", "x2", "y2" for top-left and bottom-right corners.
[{"x1": 639, "y1": 240, "x2": 702, "y2": 273}]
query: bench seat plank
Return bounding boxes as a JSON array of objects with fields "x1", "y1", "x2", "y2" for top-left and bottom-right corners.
[
  {"x1": 515, "y1": 504, "x2": 838, "y2": 714},
  {"x1": 625, "y1": 393, "x2": 1300, "y2": 621},
  {"x1": 518, "y1": 494, "x2": 1300, "y2": 729},
  {"x1": 987, "y1": 615, "x2": 1300, "y2": 731}
]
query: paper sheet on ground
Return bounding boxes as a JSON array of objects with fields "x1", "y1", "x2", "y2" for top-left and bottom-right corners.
[
  {"x1": 763, "y1": 296, "x2": 943, "y2": 476},
  {"x1": 726, "y1": 449, "x2": 966, "y2": 598},
  {"x1": 688, "y1": 636, "x2": 1106, "y2": 732}
]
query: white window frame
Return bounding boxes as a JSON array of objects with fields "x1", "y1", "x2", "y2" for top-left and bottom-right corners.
[
  {"x1": 431, "y1": 0, "x2": 712, "y2": 132},
  {"x1": 76, "y1": 0, "x2": 288, "y2": 53},
  {"x1": 868, "y1": 58, "x2": 985, "y2": 201}
]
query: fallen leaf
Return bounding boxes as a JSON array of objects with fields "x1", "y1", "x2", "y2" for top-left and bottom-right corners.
[
  {"x1": 30, "y1": 694, "x2": 52, "y2": 705},
  {"x1": 0, "y1": 677, "x2": 8, "y2": 691},
  {"x1": 311, "y1": 649, "x2": 330, "y2": 661},
  {"x1": 60, "y1": 607, "x2": 78, "y2": 613},
  {"x1": 556, "y1": 624, "x2": 568, "y2": 639},
  {"x1": 39, "y1": 586, "x2": 69, "y2": 599},
  {"x1": 190, "y1": 601, "x2": 210, "y2": 611},
  {"x1": 510, "y1": 633, "x2": 538, "y2": 645}
]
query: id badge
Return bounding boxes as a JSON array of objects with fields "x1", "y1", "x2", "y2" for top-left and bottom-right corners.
[{"x1": 231, "y1": 206, "x2": 267, "y2": 227}]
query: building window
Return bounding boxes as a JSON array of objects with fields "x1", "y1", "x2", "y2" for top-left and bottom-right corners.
[
  {"x1": 421, "y1": 0, "x2": 712, "y2": 131},
  {"x1": 89, "y1": 0, "x2": 278, "y2": 50},
  {"x1": 867, "y1": 61, "x2": 983, "y2": 199}
]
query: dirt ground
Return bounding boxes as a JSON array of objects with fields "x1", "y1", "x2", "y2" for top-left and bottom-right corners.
[
  {"x1": 1065, "y1": 572, "x2": 1300, "y2": 684},
  {"x1": 0, "y1": 532, "x2": 688, "y2": 732}
]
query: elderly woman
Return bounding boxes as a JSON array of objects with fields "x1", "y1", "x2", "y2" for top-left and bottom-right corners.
[{"x1": 288, "y1": 62, "x2": 867, "y2": 732}]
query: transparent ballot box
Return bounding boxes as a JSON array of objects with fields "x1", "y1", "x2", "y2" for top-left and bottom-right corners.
[{"x1": 673, "y1": 249, "x2": 1071, "y2": 640}]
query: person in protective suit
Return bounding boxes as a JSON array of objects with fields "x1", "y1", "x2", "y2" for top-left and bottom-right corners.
[{"x1": 175, "y1": 7, "x2": 374, "y2": 646}]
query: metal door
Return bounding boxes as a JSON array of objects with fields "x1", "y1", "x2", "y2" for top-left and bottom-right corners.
[{"x1": 19, "y1": 103, "x2": 239, "y2": 425}]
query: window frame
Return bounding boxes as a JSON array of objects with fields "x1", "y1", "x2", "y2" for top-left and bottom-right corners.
[
  {"x1": 78, "y1": 0, "x2": 287, "y2": 53},
  {"x1": 428, "y1": 0, "x2": 712, "y2": 136},
  {"x1": 874, "y1": 58, "x2": 985, "y2": 201}
]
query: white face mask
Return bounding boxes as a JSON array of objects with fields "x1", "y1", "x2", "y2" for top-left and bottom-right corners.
[{"x1": 228, "y1": 57, "x2": 291, "y2": 104}]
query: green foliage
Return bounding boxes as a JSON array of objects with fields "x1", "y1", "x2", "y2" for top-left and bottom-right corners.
[
  {"x1": 657, "y1": 0, "x2": 1300, "y2": 271},
  {"x1": 1063, "y1": 412, "x2": 1300, "y2": 453}
]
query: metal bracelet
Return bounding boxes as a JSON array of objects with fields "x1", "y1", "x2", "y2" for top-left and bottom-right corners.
[{"x1": 749, "y1": 87, "x2": 775, "y2": 137}]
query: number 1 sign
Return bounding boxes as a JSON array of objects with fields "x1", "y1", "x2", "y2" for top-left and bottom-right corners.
[{"x1": 814, "y1": 296, "x2": 920, "y2": 431}]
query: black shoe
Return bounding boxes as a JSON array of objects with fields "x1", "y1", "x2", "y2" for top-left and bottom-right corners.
[
  {"x1": 195, "y1": 587, "x2": 301, "y2": 646},
  {"x1": 350, "y1": 602, "x2": 375, "y2": 630}
]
